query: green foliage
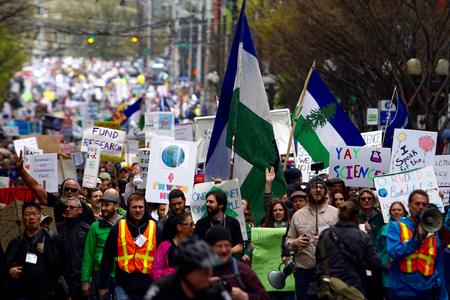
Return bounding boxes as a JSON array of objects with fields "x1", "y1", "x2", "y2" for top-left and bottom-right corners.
[{"x1": 303, "y1": 103, "x2": 337, "y2": 131}]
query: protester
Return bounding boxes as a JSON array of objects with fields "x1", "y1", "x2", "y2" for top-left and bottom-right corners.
[
  {"x1": 241, "y1": 199, "x2": 254, "y2": 266},
  {"x1": 387, "y1": 190, "x2": 448, "y2": 300},
  {"x1": 326, "y1": 177, "x2": 346, "y2": 195},
  {"x1": 159, "y1": 189, "x2": 191, "y2": 242},
  {"x1": 87, "y1": 188, "x2": 103, "y2": 220},
  {"x1": 374, "y1": 201, "x2": 408, "y2": 300},
  {"x1": 2, "y1": 202, "x2": 63, "y2": 300},
  {"x1": 289, "y1": 191, "x2": 308, "y2": 215},
  {"x1": 195, "y1": 189, "x2": 243, "y2": 255},
  {"x1": 261, "y1": 199, "x2": 290, "y2": 228},
  {"x1": 99, "y1": 193, "x2": 157, "y2": 299},
  {"x1": 358, "y1": 189, "x2": 384, "y2": 240},
  {"x1": 150, "y1": 213, "x2": 195, "y2": 281},
  {"x1": 57, "y1": 196, "x2": 91, "y2": 299},
  {"x1": 331, "y1": 190, "x2": 346, "y2": 208},
  {"x1": 206, "y1": 226, "x2": 270, "y2": 300},
  {"x1": 286, "y1": 176, "x2": 338, "y2": 300},
  {"x1": 81, "y1": 194, "x2": 122, "y2": 300},
  {"x1": 313, "y1": 200, "x2": 381, "y2": 298},
  {"x1": 144, "y1": 238, "x2": 230, "y2": 300}
]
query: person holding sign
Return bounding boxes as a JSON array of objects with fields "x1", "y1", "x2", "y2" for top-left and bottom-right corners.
[{"x1": 386, "y1": 190, "x2": 448, "y2": 300}]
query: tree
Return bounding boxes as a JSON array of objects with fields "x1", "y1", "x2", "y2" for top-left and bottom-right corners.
[{"x1": 250, "y1": 0, "x2": 449, "y2": 132}]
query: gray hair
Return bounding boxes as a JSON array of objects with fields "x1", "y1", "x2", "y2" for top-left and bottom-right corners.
[{"x1": 63, "y1": 196, "x2": 82, "y2": 207}]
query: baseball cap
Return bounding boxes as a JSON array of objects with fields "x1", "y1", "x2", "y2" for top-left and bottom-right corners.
[{"x1": 99, "y1": 194, "x2": 120, "y2": 204}]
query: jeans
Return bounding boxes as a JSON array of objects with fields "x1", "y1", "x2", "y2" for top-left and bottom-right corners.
[
  {"x1": 114, "y1": 286, "x2": 145, "y2": 300},
  {"x1": 293, "y1": 267, "x2": 315, "y2": 300}
]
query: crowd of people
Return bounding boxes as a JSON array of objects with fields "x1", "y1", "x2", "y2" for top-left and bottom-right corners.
[{"x1": 0, "y1": 151, "x2": 449, "y2": 300}]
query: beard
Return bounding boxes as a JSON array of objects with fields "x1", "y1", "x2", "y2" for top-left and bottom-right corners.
[
  {"x1": 207, "y1": 205, "x2": 221, "y2": 217},
  {"x1": 308, "y1": 194, "x2": 326, "y2": 205}
]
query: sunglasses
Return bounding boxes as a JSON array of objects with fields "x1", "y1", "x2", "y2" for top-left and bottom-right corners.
[
  {"x1": 64, "y1": 205, "x2": 82, "y2": 210},
  {"x1": 64, "y1": 187, "x2": 79, "y2": 193}
]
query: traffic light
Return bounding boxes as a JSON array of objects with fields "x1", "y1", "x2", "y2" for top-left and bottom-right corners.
[
  {"x1": 87, "y1": 35, "x2": 96, "y2": 44},
  {"x1": 131, "y1": 36, "x2": 138, "y2": 44}
]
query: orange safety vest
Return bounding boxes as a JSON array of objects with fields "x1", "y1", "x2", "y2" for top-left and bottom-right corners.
[
  {"x1": 398, "y1": 220, "x2": 437, "y2": 276},
  {"x1": 117, "y1": 219, "x2": 156, "y2": 274}
]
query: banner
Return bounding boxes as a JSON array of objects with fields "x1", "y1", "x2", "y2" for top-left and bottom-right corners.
[
  {"x1": 434, "y1": 155, "x2": 450, "y2": 187},
  {"x1": 0, "y1": 186, "x2": 37, "y2": 204},
  {"x1": 144, "y1": 112, "x2": 175, "y2": 141},
  {"x1": 28, "y1": 153, "x2": 58, "y2": 193},
  {"x1": 82, "y1": 146, "x2": 101, "y2": 188},
  {"x1": 329, "y1": 146, "x2": 391, "y2": 188},
  {"x1": 190, "y1": 179, "x2": 247, "y2": 240},
  {"x1": 361, "y1": 130, "x2": 382, "y2": 148},
  {"x1": 145, "y1": 138, "x2": 197, "y2": 204},
  {"x1": 251, "y1": 227, "x2": 295, "y2": 292},
  {"x1": 389, "y1": 129, "x2": 437, "y2": 172},
  {"x1": 13, "y1": 137, "x2": 38, "y2": 155},
  {"x1": 374, "y1": 166, "x2": 444, "y2": 222},
  {"x1": 81, "y1": 126, "x2": 126, "y2": 157},
  {"x1": 138, "y1": 148, "x2": 151, "y2": 189}
]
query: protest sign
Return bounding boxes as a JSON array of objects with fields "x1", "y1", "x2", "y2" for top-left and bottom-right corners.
[
  {"x1": 440, "y1": 187, "x2": 450, "y2": 207},
  {"x1": 92, "y1": 121, "x2": 125, "y2": 162},
  {"x1": 2, "y1": 125, "x2": 19, "y2": 137},
  {"x1": 0, "y1": 177, "x2": 9, "y2": 187},
  {"x1": 145, "y1": 138, "x2": 197, "y2": 204},
  {"x1": 81, "y1": 126, "x2": 126, "y2": 158},
  {"x1": 374, "y1": 166, "x2": 444, "y2": 222},
  {"x1": 23, "y1": 145, "x2": 44, "y2": 174},
  {"x1": 296, "y1": 143, "x2": 328, "y2": 180},
  {"x1": 82, "y1": 146, "x2": 101, "y2": 188},
  {"x1": 30, "y1": 135, "x2": 62, "y2": 154},
  {"x1": 361, "y1": 130, "x2": 382, "y2": 147},
  {"x1": 252, "y1": 227, "x2": 295, "y2": 292},
  {"x1": 270, "y1": 109, "x2": 293, "y2": 155},
  {"x1": 329, "y1": 146, "x2": 391, "y2": 187},
  {"x1": 175, "y1": 123, "x2": 194, "y2": 141},
  {"x1": 0, "y1": 186, "x2": 37, "y2": 204},
  {"x1": 190, "y1": 179, "x2": 247, "y2": 240},
  {"x1": 144, "y1": 111, "x2": 175, "y2": 140},
  {"x1": 138, "y1": 148, "x2": 151, "y2": 189},
  {"x1": 13, "y1": 137, "x2": 38, "y2": 155},
  {"x1": 28, "y1": 153, "x2": 58, "y2": 193},
  {"x1": 72, "y1": 152, "x2": 85, "y2": 166},
  {"x1": 389, "y1": 129, "x2": 437, "y2": 173},
  {"x1": 434, "y1": 155, "x2": 450, "y2": 187},
  {"x1": 125, "y1": 140, "x2": 140, "y2": 164},
  {"x1": 58, "y1": 157, "x2": 77, "y2": 185}
]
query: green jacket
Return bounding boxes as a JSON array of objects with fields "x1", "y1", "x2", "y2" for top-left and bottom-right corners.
[
  {"x1": 81, "y1": 216, "x2": 121, "y2": 282},
  {"x1": 359, "y1": 209, "x2": 385, "y2": 242}
]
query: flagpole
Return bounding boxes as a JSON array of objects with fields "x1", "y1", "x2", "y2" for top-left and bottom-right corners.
[
  {"x1": 381, "y1": 86, "x2": 397, "y2": 146},
  {"x1": 283, "y1": 61, "x2": 316, "y2": 171}
]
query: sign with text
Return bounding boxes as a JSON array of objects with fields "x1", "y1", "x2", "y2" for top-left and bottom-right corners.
[
  {"x1": 361, "y1": 130, "x2": 382, "y2": 148},
  {"x1": 145, "y1": 138, "x2": 197, "y2": 204},
  {"x1": 190, "y1": 179, "x2": 247, "y2": 240},
  {"x1": 138, "y1": 148, "x2": 151, "y2": 189},
  {"x1": 374, "y1": 166, "x2": 444, "y2": 222},
  {"x1": 329, "y1": 146, "x2": 391, "y2": 188},
  {"x1": 13, "y1": 137, "x2": 38, "y2": 155},
  {"x1": 144, "y1": 111, "x2": 175, "y2": 140},
  {"x1": 82, "y1": 146, "x2": 101, "y2": 188},
  {"x1": 390, "y1": 129, "x2": 437, "y2": 173},
  {"x1": 434, "y1": 155, "x2": 450, "y2": 187},
  {"x1": 28, "y1": 153, "x2": 58, "y2": 193},
  {"x1": 175, "y1": 123, "x2": 194, "y2": 141},
  {"x1": 81, "y1": 126, "x2": 126, "y2": 157}
]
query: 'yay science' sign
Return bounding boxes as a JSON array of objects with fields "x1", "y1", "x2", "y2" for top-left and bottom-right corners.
[
  {"x1": 81, "y1": 126, "x2": 126, "y2": 157},
  {"x1": 190, "y1": 179, "x2": 248, "y2": 241},
  {"x1": 374, "y1": 166, "x2": 444, "y2": 222},
  {"x1": 329, "y1": 146, "x2": 391, "y2": 187}
]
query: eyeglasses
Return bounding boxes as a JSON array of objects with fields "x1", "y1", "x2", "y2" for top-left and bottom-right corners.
[
  {"x1": 360, "y1": 197, "x2": 373, "y2": 201},
  {"x1": 64, "y1": 187, "x2": 79, "y2": 193},
  {"x1": 64, "y1": 205, "x2": 82, "y2": 210},
  {"x1": 180, "y1": 222, "x2": 195, "y2": 227}
]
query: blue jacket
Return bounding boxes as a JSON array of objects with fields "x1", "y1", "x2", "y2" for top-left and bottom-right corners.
[{"x1": 386, "y1": 217, "x2": 448, "y2": 299}]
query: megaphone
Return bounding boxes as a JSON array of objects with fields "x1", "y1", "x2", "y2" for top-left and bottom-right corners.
[
  {"x1": 267, "y1": 260, "x2": 296, "y2": 289},
  {"x1": 420, "y1": 208, "x2": 443, "y2": 233}
]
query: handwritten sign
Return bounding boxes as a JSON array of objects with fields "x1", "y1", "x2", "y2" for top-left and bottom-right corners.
[
  {"x1": 81, "y1": 126, "x2": 126, "y2": 157},
  {"x1": 28, "y1": 153, "x2": 58, "y2": 193},
  {"x1": 329, "y1": 146, "x2": 391, "y2": 188},
  {"x1": 138, "y1": 148, "x2": 151, "y2": 189},
  {"x1": 145, "y1": 138, "x2": 197, "y2": 204},
  {"x1": 13, "y1": 137, "x2": 38, "y2": 155},
  {"x1": 361, "y1": 130, "x2": 382, "y2": 148},
  {"x1": 390, "y1": 129, "x2": 437, "y2": 173},
  {"x1": 190, "y1": 179, "x2": 247, "y2": 240},
  {"x1": 434, "y1": 155, "x2": 450, "y2": 187},
  {"x1": 374, "y1": 166, "x2": 444, "y2": 222},
  {"x1": 82, "y1": 146, "x2": 101, "y2": 188}
]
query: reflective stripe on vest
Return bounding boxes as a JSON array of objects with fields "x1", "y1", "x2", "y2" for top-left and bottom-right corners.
[
  {"x1": 117, "y1": 219, "x2": 156, "y2": 274},
  {"x1": 397, "y1": 221, "x2": 437, "y2": 276}
]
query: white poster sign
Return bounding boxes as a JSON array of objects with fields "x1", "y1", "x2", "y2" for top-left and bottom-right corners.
[
  {"x1": 82, "y1": 146, "x2": 101, "y2": 188},
  {"x1": 270, "y1": 109, "x2": 292, "y2": 155},
  {"x1": 390, "y1": 129, "x2": 437, "y2": 173},
  {"x1": 361, "y1": 130, "x2": 383, "y2": 148},
  {"x1": 144, "y1": 111, "x2": 175, "y2": 140},
  {"x1": 190, "y1": 179, "x2": 248, "y2": 240},
  {"x1": 175, "y1": 123, "x2": 194, "y2": 141},
  {"x1": 13, "y1": 137, "x2": 38, "y2": 155},
  {"x1": 28, "y1": 153, "x2": 58, "y2": 193},
  {"x1": 2, "y1": 126, "x2": 19, "y2": 137},
  {"x1": 81, "y1": 126, "x2": 126, "y2": 157},
  {"x1": 374, "y1": 166, "x2": 444, "y2": 222},
  {"x1": 145, "y1": 138, "x2": 197, "y2": 204},
  {"x1": 434, "y1": 155, "x2": 450, "y2": 187},
  {"x1": 138, "y1": 148, "x2": 151, "y2": 189}
]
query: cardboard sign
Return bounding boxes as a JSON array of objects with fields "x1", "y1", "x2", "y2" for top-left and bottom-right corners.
[
  {"x1": 138, "y1": 148, "x2": 151, "y2": 189},
  {"x1": 374, "y1": 166, "x2": 444, "y2": 222},
  {"x1": 361, "y1": 130, "x2": 382, "y2": 148},
  {"x1": 145, "y1": 138, "x2": 197, "y2": 204},
  {"x1": 13, "y1": 137, "x2": 38, "y2": 155},
  {"x1": 31, "y1": 135, "x2": 62, "y2": 154},
  {"x1": 434, "y1": 155, "x2": 450, "y2": 187},
  {"x1": 82, "y1": 146, "x2": 101, "y2": 188},
  {"x1": 0, "y1": 187, "x2": 37, "y2": 204},
  {"x1": 144, "y1": 112, "x2": 175, "y2": 140},
  {"x1": 81, "y1": 126, "x2": 126, "y2": 157},
  {"x1": 329, "y1": 146, "x2": 391, "y2": 188},
  {"x1": 390, "y1": 129, "x2": 437, "y2": 173},
  {"x1": 28, "y1": 153, "x2": 58, "y2": 193},
  {"x1": 190, "y1": 179, "x2": 247, "y2": 240},
  {"x1": 175, "y1": 123, "x2": 194, "y2": 141}
]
